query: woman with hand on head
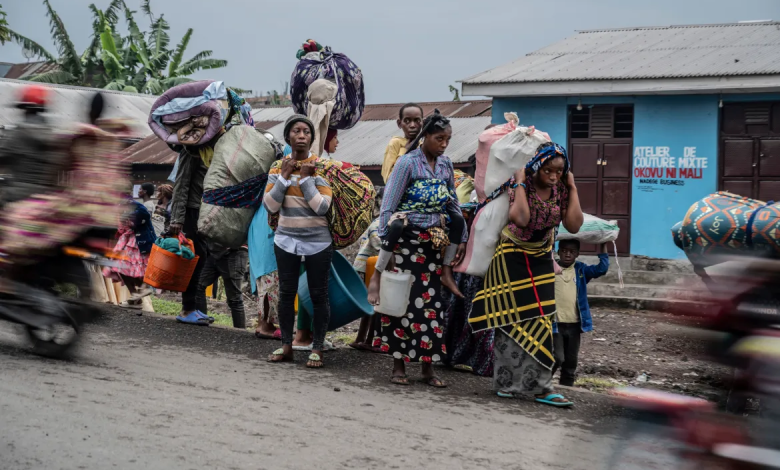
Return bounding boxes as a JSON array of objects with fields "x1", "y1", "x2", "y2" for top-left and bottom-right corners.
[
  {"x1": 263, "y1": 115, "x2": 333, "y2": 369},
  {"x1": 469, "y1": 142, "x2": 583, "y2": 407}
]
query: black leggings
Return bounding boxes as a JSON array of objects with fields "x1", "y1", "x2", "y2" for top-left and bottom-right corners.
[
  {"x1": 380, "y1": 210, "x2": 466, "y2": 253},
  {"x1": 274, "y1": 244, "x2": 333, "y2": 351}
]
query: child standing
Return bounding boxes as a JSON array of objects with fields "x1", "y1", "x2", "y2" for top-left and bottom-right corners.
[{"x1": 553, "y1": 240, "x2": 610, "y2": 386}]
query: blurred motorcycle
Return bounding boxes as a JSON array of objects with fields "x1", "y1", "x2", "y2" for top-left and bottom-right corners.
[
  {"x1": 0, "y1": 227, "x2": 119, "y2": 357},
  {"x1": 608, "y1": 258, "x2": 780, "y2": 469}
]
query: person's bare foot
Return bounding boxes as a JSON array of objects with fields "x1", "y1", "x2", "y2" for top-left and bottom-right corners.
[
  {"x1": 293, "y1": 329, "x2": 312, "y2": 349},
  {"x1": 268, "y1": 344, "x2": 294, "y2": 362},
  {"x1": 255, "y1": 318, "x2": 276, "y2": 337},
  {"x1": 367, "y1": 271, "x2": 382, "y2": 306},
  {"x1": 440, "y1": 265, "x2": 464, "y2": 298},
  {"x1": 306, "y1": 350, "x2": 324, "y2": 368}
]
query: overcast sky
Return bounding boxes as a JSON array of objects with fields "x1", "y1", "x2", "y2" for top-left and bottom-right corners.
[{"x1": 2, "y1": 0, "x2": 778, "y2": 103}]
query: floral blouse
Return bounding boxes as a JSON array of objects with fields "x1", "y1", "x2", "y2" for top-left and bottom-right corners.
[{"x1": 505, "y1": 174, "x2": 569, "y2": 243}]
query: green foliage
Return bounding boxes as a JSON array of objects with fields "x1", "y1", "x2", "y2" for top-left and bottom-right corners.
[{"x1": 7, "y1": 1, "x2": 231, "y2": 94}]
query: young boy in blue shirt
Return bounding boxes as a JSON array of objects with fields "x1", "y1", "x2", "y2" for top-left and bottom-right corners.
[{"x1": 553, "y1": 240, "x2": 610, "y2": 387}]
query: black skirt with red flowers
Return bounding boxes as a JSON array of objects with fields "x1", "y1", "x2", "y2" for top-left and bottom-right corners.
[{"x1": 376, "y1": 225, "x2": 446, "y2": 364}]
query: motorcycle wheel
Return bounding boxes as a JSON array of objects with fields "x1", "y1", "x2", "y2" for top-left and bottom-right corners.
[{"x1": 24, "y1": 257, "x2": 93, "y2": 358}]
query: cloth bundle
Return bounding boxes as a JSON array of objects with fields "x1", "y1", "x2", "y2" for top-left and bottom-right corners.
[
  {"x1": 290, "y1": 43, "x2": 365, "y2": 130},
  {"x1": 198, "y1": 126, "x2": 277, "y2": 249},
  {"x1": 148, "y1": 80, "x2": 253, "y2": 146},
  {"x1": 453, "y1": 170, "x2": 475, "y2": 204},
  {"x1": 672, "y1": 191, "x2": 780, "y2": 264},
  {"x1": 456, "y1": 115, "x2": 551, "y2": 277},
  {"x1": 154, "y1": 237, "x2": 195, "y2": 259},
  {"x1": 268, "y1": 159, "x2": 376, "y2": 249}
]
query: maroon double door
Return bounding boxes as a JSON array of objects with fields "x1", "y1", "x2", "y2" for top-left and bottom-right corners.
[
  {"x1": 567, "y1": 105, "x2": 633, "y2": 255},
  {"x1": 720, "y1": 102, "x2": 780, "y2": 202}
]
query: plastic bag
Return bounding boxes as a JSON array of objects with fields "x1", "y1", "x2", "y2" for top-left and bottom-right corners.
[
  {"x1": 557, "y1": 213, "x2": 619, "y2": 244},
  {"x1": 456, "y1": 122, "x2": 551, "y2": 277}
]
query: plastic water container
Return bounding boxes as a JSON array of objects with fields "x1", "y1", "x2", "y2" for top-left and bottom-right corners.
[{"x1": 376, "y1": 269, "x2": 413, "y2": 318}]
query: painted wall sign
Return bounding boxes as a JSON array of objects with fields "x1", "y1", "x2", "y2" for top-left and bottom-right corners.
[{"x1": 634, "y1": 146, "x2": 709, "y2": 192}]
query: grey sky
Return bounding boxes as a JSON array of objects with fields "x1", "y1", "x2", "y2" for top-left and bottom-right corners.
[{"x1": 2, "y1": 0, "x2": 778, "y2": 103}]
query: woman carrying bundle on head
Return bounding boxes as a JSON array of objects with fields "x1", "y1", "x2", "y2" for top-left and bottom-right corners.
[
  {"x1": 375, "y1": 110, "x2": 468, "y2": 387},
  {"x1": 469, "y1": 142, "x2": 583, "y2": 407}
]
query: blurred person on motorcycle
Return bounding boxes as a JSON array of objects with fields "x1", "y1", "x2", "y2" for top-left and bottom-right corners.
[
  {"x1": 0, "y1": 90, "x2": 128, "y2": 271},
  {"x1": 0, "y1": 85, "x2": 66, "y2": 205}
]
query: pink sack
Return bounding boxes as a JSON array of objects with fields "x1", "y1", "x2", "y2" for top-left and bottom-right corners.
[{"x1": 474, "y1": 112, "x2": 518, "y2": 202}]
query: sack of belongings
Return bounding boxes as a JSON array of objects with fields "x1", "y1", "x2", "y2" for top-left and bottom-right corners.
[
  {"x1": 558, "y1": 213, "x2": 620, "y2": 245},
  {"x1": 290, "y1": 40, "x2": 365, "y2": 131},
  {"x1": 456, "y1": 115, "x2": 551, "y2": 277},
  {"x1": 198, "y1": 126, "x2": 276, "y2": 248}
]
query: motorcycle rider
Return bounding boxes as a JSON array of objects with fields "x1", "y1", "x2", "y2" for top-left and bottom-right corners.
[{"x1": 0, "y1": 85, "x2": 66, "y2": 205}]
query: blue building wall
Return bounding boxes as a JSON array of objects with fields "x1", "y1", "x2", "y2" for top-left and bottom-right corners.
[{"x1": 492, "y1": 93, "x2": 780, "y2": 259}]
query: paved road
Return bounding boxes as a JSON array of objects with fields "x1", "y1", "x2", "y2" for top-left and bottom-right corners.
[{"x1": 0, "y1": 308, "x2": 621, "y2": 470}]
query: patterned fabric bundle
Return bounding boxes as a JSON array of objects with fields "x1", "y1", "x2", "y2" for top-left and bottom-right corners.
[
  {"x1": 290, "y1": 45, "x2": 365, "y2": 130},
  {"x1": 453, "y1": 169, "x2": 475, "y2": 204},
  {"x1": 397, "y1": 179, "x2": 451, "y2": 214},
  {"x1": 469, "y1": 238, "x2": 557, "y2": 370},
  {"x1": 672, "y1": 191, "x2": 780, "y2": 263},
  {"x1": 268, "y1": 159, "x2": 375, "y2": 248}
]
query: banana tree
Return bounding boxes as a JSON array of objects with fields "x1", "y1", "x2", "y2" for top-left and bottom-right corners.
[{"x1": 0, "y1": 4, "x2": 9, "y2": 45}]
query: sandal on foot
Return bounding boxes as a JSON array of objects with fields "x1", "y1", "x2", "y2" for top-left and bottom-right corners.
[
  {"x1": 176, "y1": 311, "x2": 210, "y2": 326},
  {"x1": 306, "y1": 353, "x2": 323, "y2": 368},
  {"x1": 194, "y1": 310, "x2": 215, "y2": 324},
  {"x1": 390, "y1": 375, "x2": 410, "y2": 386},
  {"x1": 535, "y1": 393, "x2": 573, "y2": 408},
  {"x1": 497, "y1": 390, "x2": 515, "y2": 398},
  {"x1": 267, "y1": 348, "x2": 293, "y2": 363},
  {"x1": 453, "y1": 364, "x2": 473, "y2": 373},
  {"x1": 421, "y1": 376, "x2": 447, "y2": 388}
]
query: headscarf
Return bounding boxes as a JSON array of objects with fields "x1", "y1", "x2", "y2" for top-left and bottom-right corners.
[{"x1": 526, "y1": 142, "x2": 569, "y2": 175}]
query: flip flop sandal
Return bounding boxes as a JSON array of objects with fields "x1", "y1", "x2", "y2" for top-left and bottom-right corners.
[
  {"x1": 535, "y1": 393, "x2": 574, "y2": 408},
  {"x1": 390, "y1": 375, "x2": 410, "y2": 386},
  {"x1": 254, "y1": 331, "x2": 276, "y2": 340},
  {"x1": 306, "y1": 353, "x2": 323, "y2": 368},
  {"x1": 421, "y1": 376, "x2": 447, "y2": 388},
  {"x1": 293, "y1": 340, "x2": 335, "y2": 352},
  {"x1": 176, "y1": 311, "x2": 210, "y2": 326},
  {"x1": 497, "y1": 390, "x2": 515, "y2": 399},
  {"x1": 348, "y1": 343, "x2": 374, "y2": 352},
  {"x1": 453, "y1": 364, "x2": 473, "y2": 373},
  {"x1": 194, "y1": 310, "x2": 215, "y2": 323},
  {"x1": 267, "y1": 348, "x2": 293, "y2": 363}
]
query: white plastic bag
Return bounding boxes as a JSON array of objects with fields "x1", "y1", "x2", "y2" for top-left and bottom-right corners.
[
  {"x1": 456, "y1": 123, "x2": 551, "y2": 277},
  {"x1": 557, "y1": 213, "x2": 619, "y2": 244}
]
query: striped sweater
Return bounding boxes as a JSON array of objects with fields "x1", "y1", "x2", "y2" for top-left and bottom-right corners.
[{"x1": 263, "y1": 156, "x2": 333, "y2": 251}]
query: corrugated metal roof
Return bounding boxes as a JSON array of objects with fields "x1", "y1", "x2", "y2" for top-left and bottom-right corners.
[
  {"x1": 359, "y1": 100, "x2": 492, "y2": 120},
  {"x1": 0, "y1": 78, "x2": 156, "y2": 136},
  {"x1": 462, "y1": 22, "x2": 780, "y2": 84},
  {"x1": 118, "y1": 135, "x2": 177, "y2": 165},
  {"x1": 2, "y1": 62, "x2": 60, "y2": 80}
]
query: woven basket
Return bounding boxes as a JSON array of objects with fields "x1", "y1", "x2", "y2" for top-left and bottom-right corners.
[{"x1": 143, "y1": 235, "x2": 199, "y2": 292}]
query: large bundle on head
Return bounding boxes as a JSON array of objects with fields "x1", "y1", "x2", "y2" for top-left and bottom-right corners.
[
  {"x1": 672, "y1": 192, "x2": 780, "y2": 265},
  {"x1": 148, "y1": 80, "x2": 253, "y2": 146},
  {"x1": 456, "y1": 114, "x2": 551, "y2": 277},
  {"x1": 269, "y1": 159, "x2": 376, "y2": 249},
  {"x1": 290, "y1": 40, "x2": 365, "y2": 133},
  {"x1": 198, "y1": 126, "x2": 276, "y2": 248}
]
